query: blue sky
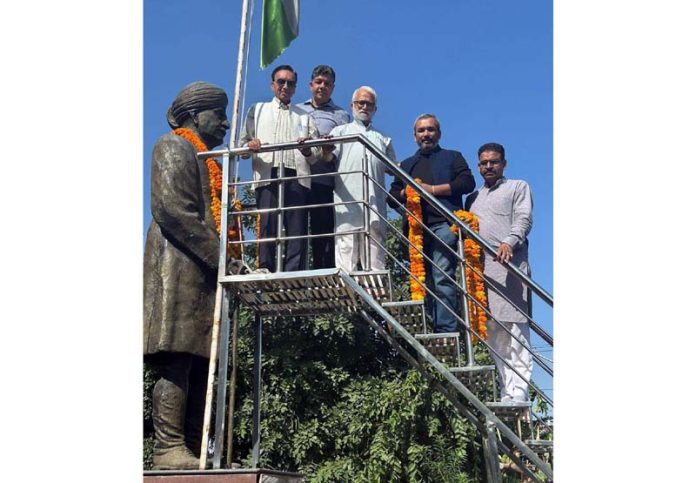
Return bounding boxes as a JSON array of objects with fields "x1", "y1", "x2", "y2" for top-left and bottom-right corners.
[{"x1": 145, "y1": 0, "x2": 554, "y2": 392}]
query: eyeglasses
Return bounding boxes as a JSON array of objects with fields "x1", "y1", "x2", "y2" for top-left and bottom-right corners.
[
  {"x1": 274, "y1": 78, "x2": 297, "y2": 88},
  {"x1": 353, "y1": 100, "x2": 375, "y2": 108},
  {"x1": 478, "y1": 159, "x2": 504, "y2": 167}
]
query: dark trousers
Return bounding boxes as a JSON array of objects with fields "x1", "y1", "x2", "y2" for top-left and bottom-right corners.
[
  {"x1": 257, "y1": 168, "x2": 309, "y2": 272},
  {"x1": 309, "y1": 184, "x2": 335, "y2": 269}
]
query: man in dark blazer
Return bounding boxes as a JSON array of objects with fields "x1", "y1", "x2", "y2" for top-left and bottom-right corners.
[{"x1": 388, "y1": 114, "x2": 475, "y2": 333}]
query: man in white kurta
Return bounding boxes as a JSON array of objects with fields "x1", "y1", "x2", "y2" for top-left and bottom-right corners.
[
  {"x1": 465, "y1": 142, "x2": 534, "y2": 403},
  {"x1": 239, "y1": 65, "x2": 319, "y2": 272},
  {"x1": 322, "y1": 86, "x2": 396, "y2": 272}
]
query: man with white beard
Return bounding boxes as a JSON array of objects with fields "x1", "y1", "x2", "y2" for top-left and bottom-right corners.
[{"x1": 320, "y1": 86, "x2": 396, "y2": 272}]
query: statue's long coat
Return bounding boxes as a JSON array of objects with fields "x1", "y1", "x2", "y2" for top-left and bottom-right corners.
[{"x1": 144, "y1": 133, "x2": 220, "y2": 359}]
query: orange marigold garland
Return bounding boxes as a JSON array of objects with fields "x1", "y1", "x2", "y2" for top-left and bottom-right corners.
[
  {"x1": 228, "y1": 198, "x2": 243, "y2": 259},
  {"x1": 451, "y1": 210, "x2": 488, "y2": 342},
  {"x1": 405, "y1": 181, "x2": 426, "y2": 300},
  {"x1": 171, "y1": 128, "x2": 243, "y2": 260}
]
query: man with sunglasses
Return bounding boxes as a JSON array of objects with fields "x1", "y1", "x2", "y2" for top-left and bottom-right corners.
[
  {"x1": 465, "y1": 142, "x2": 533, "y2": 403},
  {"x1": 240, "y1": 64, "x2": 319, "y2": 272},
  {"x1": 388, "y1": 114, "x2": 476, "y2": 334},
  {"x1": 296, "y1": 65, "x2": 350, "y2": 269},
  {"x1": 320, "y1": 86, "x2": 396, "y2": 272}
]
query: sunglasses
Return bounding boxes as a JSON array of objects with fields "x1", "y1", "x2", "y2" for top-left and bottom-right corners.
[{"x1": 274, "y1": 78, "x2": 297, "y2": 88}]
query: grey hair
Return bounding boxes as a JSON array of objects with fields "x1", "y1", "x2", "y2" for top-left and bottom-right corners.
[
  {"x1": 413, "y1": 113, "x2": 440, "y2": 132},
  {"x1": 352, "y1": 86, "x2": 378, "y2": 104}
]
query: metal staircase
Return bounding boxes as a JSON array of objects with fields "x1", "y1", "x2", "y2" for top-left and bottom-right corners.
[{"x1": 197, "y1": 135, "x2": 554, "y2": 482}]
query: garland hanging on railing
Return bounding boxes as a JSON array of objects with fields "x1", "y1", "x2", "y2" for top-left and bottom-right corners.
[
  {"x1": 171, "y1": 128, "x2": 242, "y2": 259},
  {"x1": 451, "y1": 210, "x2": 488, "y2": 342},
  {"x1": 405, "y1": 181, "x2": 426, "y2": 300}
]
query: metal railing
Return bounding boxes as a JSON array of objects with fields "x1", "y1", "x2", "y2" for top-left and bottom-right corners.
[
  {"x1": 201, "y1": 133, "x2": 554, "y2": 405},
  {"x1": 199, "y1": 134, "x2": 554, "y2": 478}
]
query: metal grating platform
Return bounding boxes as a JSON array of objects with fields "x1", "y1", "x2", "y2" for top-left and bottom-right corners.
[
  {"x1": 450, "y1": 365, "x2": 496, "y2": 391},
  {"x1": 383, "y1": 300, "x2": 426, "y2": 336},
  {"x1": 220, "y1": 268, "x2": 391, "y2": 317},
  {"x1": 524, "y1": 439, "x2": 554, "y2": 455},
  {"x1": 416, "y1": 333, "x2": 461, "y2": 366},
  {"x1": 485, "y1": 401, "x2": 531, "y2": 421}
]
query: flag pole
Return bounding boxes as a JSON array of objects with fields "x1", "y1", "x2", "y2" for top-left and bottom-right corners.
[
  {"x1": 223, "y1": 0, "x2": 253, "y2": 466},
  {"x1": 199, "y1": 0, "x2": 253, "y2": 471},
  {"x1": 230, "y1": 0, "x2": 252, "y2": 147}
]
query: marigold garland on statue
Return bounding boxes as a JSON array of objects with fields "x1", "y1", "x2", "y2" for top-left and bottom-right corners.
[
  {"x1": 451, "y1": 210, "x2": 488, "y2": 342},
  {"x1": 171, "y1": 128, "x2": 243, "y2": 260},
  {"x1": 405, "y1": 181, "x2": 426, "y2": 301}
]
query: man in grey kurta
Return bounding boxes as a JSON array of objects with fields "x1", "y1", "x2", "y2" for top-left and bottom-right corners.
[
  {"x1": 321, "y1": 86, "x2": 396, "y2": 272},
  {"x1": 465, "y1": 142, "x2": 533, "y2": 403},
  {"x1": 144, "y1": 81, "x2": 231, "y2": 469}
]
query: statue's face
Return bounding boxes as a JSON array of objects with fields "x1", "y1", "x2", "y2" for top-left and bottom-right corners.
[{"x1": 195, "y1": 107, "x2": 229, "y2": 148}]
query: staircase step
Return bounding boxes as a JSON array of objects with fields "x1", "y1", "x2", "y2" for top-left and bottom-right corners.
[
  {"x1": 524, "y1": 440, "x2": 553, "y2": 455},
  {"x1": 350, "y1": 270, "x2": 392, "y2": 302},
  {"x1": 219, "y1": 268, "x2": 391, "y2": 316},
  {"x1": 486, "y1": 401, "x2": 531, "y2": 421},
  {"x1": 450, "y1": 365, "x2": 495, "y2": 390},
  {"x1": 383, "y1": 300, "x2": 426, "y2": 336},
  {"x1": 416, "y1": 332, "x2": 460, "y2": 366}
]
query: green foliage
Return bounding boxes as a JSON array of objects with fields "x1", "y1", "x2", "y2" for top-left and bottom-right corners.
[{"x1": 219, "y1": 308, "x2": 486, "y2": 481}]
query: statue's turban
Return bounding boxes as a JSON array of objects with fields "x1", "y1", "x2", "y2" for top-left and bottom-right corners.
[{"x1": 167, "y1": 81, "x2": 228, "y2": 129}]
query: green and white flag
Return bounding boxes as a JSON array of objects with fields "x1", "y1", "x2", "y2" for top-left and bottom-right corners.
[{"x1": 261, "y1": 0, "x2": 299, "y2": 69}]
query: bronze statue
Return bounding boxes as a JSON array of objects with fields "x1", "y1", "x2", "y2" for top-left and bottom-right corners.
[{"x1": 144, "y1": 81, "x2": 230, "y2": 470}]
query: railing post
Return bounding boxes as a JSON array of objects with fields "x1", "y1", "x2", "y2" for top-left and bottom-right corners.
[
  {"x1": 225, "y1": 299, "x2": 241, "y2": 467},
  {"x1": 456, "y1": 229, "x2": 475, "y2": 366},
  {"x1": 212, "y1": 291, "x2": 231, "y2": 468},
  {"x1": 362, "y1": 145, "x2": 371, "y2": 271},
  {"x1": 251, "y1": 313, "x2": 262, "y2": 468},
  {"x1": 482, "y1": 417, "x2": 503, "y2": 482},
  {"x1": 275, "y1": 161, "x2": 285, "y2": 273}
]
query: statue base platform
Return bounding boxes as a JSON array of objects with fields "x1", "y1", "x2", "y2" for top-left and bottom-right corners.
[{"x1": 143, "y1": 468, "x2": 304, "y2": 483}]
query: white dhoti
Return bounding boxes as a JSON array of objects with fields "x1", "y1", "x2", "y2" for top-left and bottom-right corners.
[
  {"x1": 335, "y1": 221, "x2": 385, "y2": 272},
  {"x1": 486, "y1": 320, "x2": 532, "y2": 402}
]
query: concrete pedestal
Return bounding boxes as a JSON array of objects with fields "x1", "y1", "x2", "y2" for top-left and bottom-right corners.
[{"x1": 143, "y1": 469, "x2": 304, "y2": 483}]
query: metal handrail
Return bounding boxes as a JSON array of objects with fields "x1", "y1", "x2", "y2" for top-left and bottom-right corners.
[
  {"x1": 366, "y1": 203, "x2": 555, "y2": 397},
  {"x1": 204, "y1": 135, "x2": 554, "y2": 478},
  {"x1": 200, "y1": 134, "x2": 553, "y2": 307},
  {"x1": 379, "y1": 174, "x2": 551, "y2": 340},
  {"x1": 204, "y1": 136, "x2": 553, "y2": 380}
]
